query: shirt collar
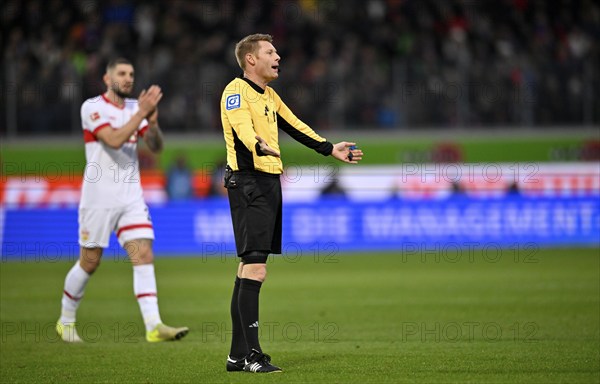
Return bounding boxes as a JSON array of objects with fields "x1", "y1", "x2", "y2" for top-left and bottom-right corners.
[{"x1": 238, "y1": 74, "x2": 265, "y2": 94}]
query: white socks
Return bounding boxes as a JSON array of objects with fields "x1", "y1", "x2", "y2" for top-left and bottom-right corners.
[
  {"x1": 133, "y1": 264, "x2": 162, "y2": 332},
  {"x1": 59, "y1": 262, "x2": 162, "y2": 332},
  {"x1": 60, "y1": 262, "x2": 90, "y2": 324}
]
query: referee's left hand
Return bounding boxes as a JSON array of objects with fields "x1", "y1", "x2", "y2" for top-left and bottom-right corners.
[
  {"x1": 331, "y1": 142, "x2": 363, "y2": 164},
  {"x1": 255, "y1": 135, "x2": 281, "y2": 157}
]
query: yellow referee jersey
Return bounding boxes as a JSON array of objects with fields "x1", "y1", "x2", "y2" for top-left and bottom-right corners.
[{"x1": 221, "y1": 77, "x2": 333, "y2": 174}]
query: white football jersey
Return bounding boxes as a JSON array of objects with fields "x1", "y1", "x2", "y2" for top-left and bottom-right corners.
[{"x1": 80, "y1": 94, "x2": 149, "y2": 209}]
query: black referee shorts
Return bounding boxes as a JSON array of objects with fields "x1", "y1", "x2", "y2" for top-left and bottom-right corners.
[{"x1": 226, "y1": 170, "x2": 282, "y2": 256}]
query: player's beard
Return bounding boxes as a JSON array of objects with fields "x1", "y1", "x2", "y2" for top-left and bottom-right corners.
[{"x1": 111, "y1": 84, "x2": 132, "y2": 99}]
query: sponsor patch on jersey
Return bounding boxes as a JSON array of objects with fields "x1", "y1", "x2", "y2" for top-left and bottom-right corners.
[
  {"x1": 90, "y1": 112, "x2": 100, "y2": 121},
  {"x1": 226, "y1": 94, "x2": 241, "y2": 110}
]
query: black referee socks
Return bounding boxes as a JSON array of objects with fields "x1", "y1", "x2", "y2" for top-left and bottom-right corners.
[
  {"x1": 229, "y1": 277, "x2": 246, "y2": 359},
  {"x1": 238, "y1": 278, "x2": 263, "y2": 354}
]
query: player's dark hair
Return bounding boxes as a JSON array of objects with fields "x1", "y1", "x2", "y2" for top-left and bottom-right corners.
[
  {"x1": 235, "y1": 34, "x2": 273, "y2": 70},
  {"x1": 106, "y1": 58, "x2": 133, "y2": 72}
]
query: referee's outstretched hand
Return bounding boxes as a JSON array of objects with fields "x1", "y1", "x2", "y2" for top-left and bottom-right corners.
[
  {"x1": 255, "y1": 135, "x2": 281, "y2": 157},
  {"x1": 331, "y1": 142, "x2": 363, "y2": 164}
]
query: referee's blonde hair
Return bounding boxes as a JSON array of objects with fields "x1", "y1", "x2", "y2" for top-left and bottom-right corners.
[{"x1": 235, "y1": 34, "x2": 273, "y2": 70}]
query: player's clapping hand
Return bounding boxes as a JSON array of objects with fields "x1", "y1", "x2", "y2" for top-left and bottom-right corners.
[
  {"x1": 255, "y1": 135, "x2": 281, "y2": 157},
  {"x1": 331, "y1": 142, "x2": 363, "y2": 164},
  {"x1": 138, "y1": 85, "x2": 163, "y2": 117}
]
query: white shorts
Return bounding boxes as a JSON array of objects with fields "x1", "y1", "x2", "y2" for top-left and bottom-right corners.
[{"x1": 78, "y1": 201, "x2": 155, "y2": 248}]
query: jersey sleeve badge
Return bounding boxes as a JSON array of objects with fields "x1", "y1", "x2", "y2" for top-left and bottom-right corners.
[{"x1": 226, "y1": 94, "x2": 241, "y2": 110}]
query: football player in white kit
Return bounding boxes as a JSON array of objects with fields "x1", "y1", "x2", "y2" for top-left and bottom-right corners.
[{"x1": 56, "y1": 58, "x2": 188, "y2": 342}]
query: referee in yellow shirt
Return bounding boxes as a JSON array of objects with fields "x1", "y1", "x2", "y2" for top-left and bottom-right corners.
[{"x1": 221, "y1": 33, "x2": 363, "y2": 373}]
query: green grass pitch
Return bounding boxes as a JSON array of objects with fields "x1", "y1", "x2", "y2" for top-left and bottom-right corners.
[{"x1": 1, "y1": 249, "x2": 599, "y2": 383}]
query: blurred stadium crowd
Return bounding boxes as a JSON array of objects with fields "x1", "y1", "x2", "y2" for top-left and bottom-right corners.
[{"x1": 1, "y1": 0, "x2": 599, "y2": 135}]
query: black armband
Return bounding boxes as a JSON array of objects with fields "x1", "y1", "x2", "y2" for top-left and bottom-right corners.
[{"x1": 315, "y1": 141, "x2": 334, "y2": 156}]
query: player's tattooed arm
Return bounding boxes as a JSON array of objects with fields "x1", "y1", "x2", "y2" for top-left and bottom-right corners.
[
  {"x1": 144, "y1": 108, "x2": 164, "y2": 153},
  {"x1": 144, "y1": 123, "x2": 164, "y2": 153}
]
